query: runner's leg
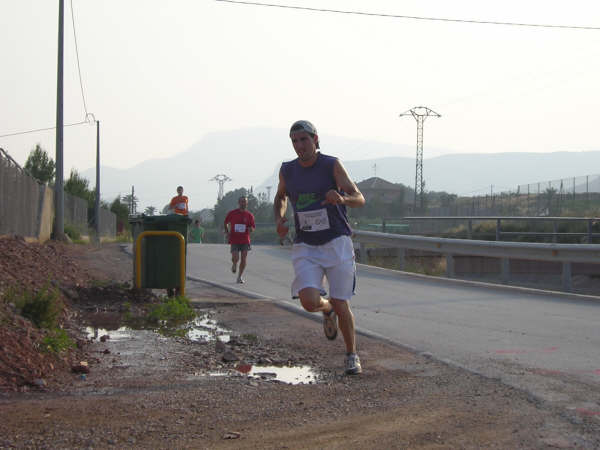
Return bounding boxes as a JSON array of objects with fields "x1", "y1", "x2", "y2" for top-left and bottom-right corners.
[
  {"x1": 298, "y1": 287, "x2": 333, "y2": 314},
  {"x1": 239, "y1": 249, "x2": 248, "y2": 278},
  {"x1": 231, "y1": 249, "x2": 239, "y2": 273},
  {"x1": 330, "y1": 298, "x2": 356, "y2": 354}
]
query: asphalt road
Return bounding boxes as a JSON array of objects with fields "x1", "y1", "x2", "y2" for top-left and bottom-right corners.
[{"x1": 186, "y1": 243, "x2": 600, "y2": 410}]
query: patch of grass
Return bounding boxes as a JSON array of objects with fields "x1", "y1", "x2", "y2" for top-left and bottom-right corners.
[
  {"x1": 241, "y1": 333, "x2": 258, "y2": 343},
  {"x1": 90, "y1": 279, "x2": 111, "y2": 288},
  {"x1": 9, "y1": 285, "x2": 63, "y2": 329},
  {"x1": 41, "y1": 328, "x2": 75, "y2": 353},
  {"x1": 123, "y1": 296, "x2": 196, "y2": 338},
  {"x1": 64, "y1": 223, "x2": 82, "y2": 241},
  {"x1": 115, "y1": 231, "x2": 133, "y2": 243},
  {"x1": 147, "y1": 295, "x2": 196, "y2": 324}
]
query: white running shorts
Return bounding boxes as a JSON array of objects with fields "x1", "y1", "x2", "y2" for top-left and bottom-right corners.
[{"x1": 291, "y1": 235, "x2": 356, "y2": 301}]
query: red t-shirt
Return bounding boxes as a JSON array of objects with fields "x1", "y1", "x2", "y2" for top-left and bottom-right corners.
[{"x1": 224, "y1": 209, "x2": 255, "y2": 244}]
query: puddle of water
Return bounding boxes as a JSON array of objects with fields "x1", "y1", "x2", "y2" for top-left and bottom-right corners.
[
  {"x1": 85, "y1": 326, "x2": 132, "y2": 341},
  {"x1": 235, "y1": 364, "x2": 319, "y2": 385},
  {"x1": 187, "y1": 315, "x2": 231, "y2": 343}
]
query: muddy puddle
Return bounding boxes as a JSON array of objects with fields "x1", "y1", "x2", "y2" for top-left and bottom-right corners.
[
  {"x1": 85, "y1": 326, "x2": 132, "y2": 341},
  {"x1": 191, "y1": 364, "x2": 321, "y2": 385},
  {"x1": 84, "y1": 309, "x2": 324, "y2": 386},
  {"x1": 187, "y1": 316, "x2": 231, "y2": 343},
  {"x1": 234, "y1": 363, "x2": 320, "y2": 384},
  {"x1": 84, "y1": 310, "x2": 229, "y2": 342}
]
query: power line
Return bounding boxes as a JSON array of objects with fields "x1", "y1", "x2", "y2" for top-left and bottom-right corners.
[
  {"x1": 70, "y1": 0, "x2": 89, "y2": 116},
  {"x1": 215, "y1": 0, "x2": 600, "y2": 31},
  {"x1": 0, "y1": 121, "x2": 87, "y2": 139}
]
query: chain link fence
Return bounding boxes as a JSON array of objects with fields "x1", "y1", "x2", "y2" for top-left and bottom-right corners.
[{"x1": 422, "y1": 173, "x2": 600, "y2": 217}]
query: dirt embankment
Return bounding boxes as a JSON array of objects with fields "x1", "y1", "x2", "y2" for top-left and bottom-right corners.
[
  {"x1": 1, "y1": 237, "x2": 600, "y2": 448},
  {"x1": 0, "y1": 236, "x2": 93, "y2": 391}
]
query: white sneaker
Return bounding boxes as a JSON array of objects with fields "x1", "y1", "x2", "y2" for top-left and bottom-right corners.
[
  {"x1": 236, "y1": 277, "x2": 245, "y2": 284},
  {"x1": 345, "y1": 353, "x2": 362, "y2": 375}
]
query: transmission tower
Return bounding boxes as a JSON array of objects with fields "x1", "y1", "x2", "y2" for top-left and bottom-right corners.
[
  {"x1": 265, "y1": 186, "x2": 272, "y2": 202},
  {"x1": 209, "y1": 174, "x2": 232, "y2": 201},
  {"x1": 399, "y1": 106, "x2": 441, "y2": 211}
]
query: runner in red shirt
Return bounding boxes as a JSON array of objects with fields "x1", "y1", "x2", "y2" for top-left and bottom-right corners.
[{"x1": 224, "y1": 196, "x2": 256, "y2": 284}]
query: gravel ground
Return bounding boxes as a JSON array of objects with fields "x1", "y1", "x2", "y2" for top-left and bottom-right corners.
[{"x1": 1, "y1": 241, "x2": 600, "y2": 448}]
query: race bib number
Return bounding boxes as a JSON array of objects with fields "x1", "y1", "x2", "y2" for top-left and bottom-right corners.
[
  {"x1": 297, "y1": 209, "x2": 330, "y2": 232},
  {"x1": 234, "y1": 223, "x2": 246, "y2": 233},
  {"x1": 176, "y1": 202, "x2": 186, "y2": 210}
]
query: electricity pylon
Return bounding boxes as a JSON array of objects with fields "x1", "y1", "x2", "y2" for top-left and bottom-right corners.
[
  {"x1": 209, "y1": 174, "x2": 232, "y2": 201},
  {"x1": 399, "y1": 106, "x2": 441, "y2": 211}
]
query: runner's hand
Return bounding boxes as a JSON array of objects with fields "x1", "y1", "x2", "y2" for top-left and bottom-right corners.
[
  {"x1": 321, "y1": 190, "x2": 345, "y2": 205},
  {"x1": 276, "y1": 217, "x2": 289, "y2": 238}
]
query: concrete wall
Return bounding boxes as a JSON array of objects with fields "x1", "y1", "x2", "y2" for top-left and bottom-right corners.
[
  {"x1": 37, "y1": 186, "x2": 55, "y2": 243},
  {"x1": 97, "y1": 206, "x2": 116, "y2": 237},
  {"x1": 0, "y1": 149, "x2": 116, "y2": 241},
  {"x1": 64, "y1": 192, "x2": 88, "y2": 232},
  {"x1": 0, "y1": 155, "x2": 42, "y2": 238}
]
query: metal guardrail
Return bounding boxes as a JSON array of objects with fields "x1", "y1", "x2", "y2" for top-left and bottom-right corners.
[
  {"x1": 369, "y1": 216, "x2": 600, "y2": 242},
  {"x1": 352, "y1": 230, "x2": 600, "y2": 292}
]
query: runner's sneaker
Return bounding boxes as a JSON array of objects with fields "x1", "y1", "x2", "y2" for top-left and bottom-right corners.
[
  {"x1": 236, "y1": 277, "x2": 245, "y2": 284},
  {"x1": 323, "y1": 309, "x2": 337, "y2": 340},
  {"x1": 231, "y1": 263, "x2": 236, "y2": 273},
  {"x1": 345, "y1": 353, "x2": 362, "y2": 375}
]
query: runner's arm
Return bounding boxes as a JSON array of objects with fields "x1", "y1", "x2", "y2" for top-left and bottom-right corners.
[
  {"x1": 273, "y1": 170, "x2": 289, "y2": 238},
  {"x1": 223, "y1": 214, "x2": 230, "y2": 234},
  {"x1": 322, "y1": 160, "x2": 365, "y2": 208}
]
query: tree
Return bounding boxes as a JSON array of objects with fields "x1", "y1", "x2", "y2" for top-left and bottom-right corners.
[
  {"x1": 121, "y1": 194, "x2": 139, "y2": 215},
  {"x1": 214, "y1": 188, "x2": 251, "y2": 229},
  {"x1": 544, "y1": 187, "x2": 558, "y2": 216},
  {"x1": 64, "y1": 169, "x2": 92, "y2": 202},
  {"x1": 24, "y1": 144, "x2": 55, "y2": 184},
  {"x1": 144, "y1": 206, "x2": 156, "y2": 216},
  {"x1": 110, "y1": 196, "x2": 130, "y2": 233}
]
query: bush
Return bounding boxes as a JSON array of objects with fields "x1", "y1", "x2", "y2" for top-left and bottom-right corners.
[
  {"x1": 15, "y1": 286, "x2": 62, "y2": 329},
  {"x1": 147, "y1": 296, "x2": 195, "y2": 324},
  {"x1": 64, "y1": 223, "x2": 82, "y2": 241},
  {"x1": 41, "y1": 328, "x2": 74, "y2": 353},
  {"x1": 115, "y1": 231, "x2": 133, "y2": 243}
]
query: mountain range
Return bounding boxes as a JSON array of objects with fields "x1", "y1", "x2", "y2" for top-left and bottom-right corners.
[{"x1": 82, "y1": 127, "x2": 600, "y2": 211}]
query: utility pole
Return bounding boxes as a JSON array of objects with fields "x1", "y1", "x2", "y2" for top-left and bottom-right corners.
[
  {"x1": 399, "y1": 106, "x2": 441, "y2": 212},
  {"x1": 210, "y1": 174, "x2": 232, "y2": 201},
  {"x1": 94, "y1": 119, "x2": 100, "y2": 242},
  {"x1": 54, "y1": 0, "x2": 65, "y2": 240}
]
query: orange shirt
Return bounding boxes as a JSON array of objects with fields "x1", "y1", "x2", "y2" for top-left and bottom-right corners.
[{"x1": 169, "y1": 195, "x2": 189, "y2": 215}]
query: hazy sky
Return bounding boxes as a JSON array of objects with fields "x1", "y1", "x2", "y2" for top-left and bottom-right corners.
[{"x1": 1, "y1": 0, "x2": 599, "y2": 178}]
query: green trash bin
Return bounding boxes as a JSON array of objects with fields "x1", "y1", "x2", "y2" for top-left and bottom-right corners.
[{"x1": 129, "y1": 214, "x2": 191, "y2": 291}]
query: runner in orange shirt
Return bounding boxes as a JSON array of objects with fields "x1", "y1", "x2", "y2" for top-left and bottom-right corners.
[{"x1": 169, "y1": 186, "x2": 189, "y2": 215}]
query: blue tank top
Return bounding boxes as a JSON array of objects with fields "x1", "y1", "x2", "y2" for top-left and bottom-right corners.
[{"x1": 281, "y1": 153, "x2": 352, "y2": 246}]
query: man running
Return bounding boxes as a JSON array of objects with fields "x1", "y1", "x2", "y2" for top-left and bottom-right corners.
[
  {"x1": 169, "y1": 186, "x2": 189, "y2": 215},
  {"x1": 224, "y1": 196, "x2": 255, "y2": 284},
  {"x1": 273, "y1": 120, "x2": 365, "y2": 375}
]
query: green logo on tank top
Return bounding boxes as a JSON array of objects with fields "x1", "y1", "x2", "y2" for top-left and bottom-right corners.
[{"x1": 296, "y1": 193, "x2": 319, "y2": 210}]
